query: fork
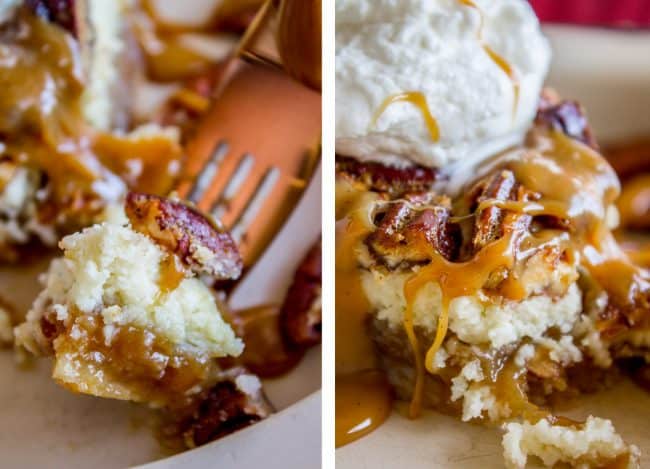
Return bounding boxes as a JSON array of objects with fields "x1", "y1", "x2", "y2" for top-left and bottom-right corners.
[{"x1": 174, "y1": 0, "x2": 321, "y2": 271}]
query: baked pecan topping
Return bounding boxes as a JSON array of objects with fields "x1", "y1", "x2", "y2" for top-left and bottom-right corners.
[
  {"x1": 367, "y1": 194, "x2": 460, "y2": 265},
  {"x1": 281, "y1": 239, "x2": 322, "y2": 347},
  {"x1": 336, "y1": 155, "x2": 439, "y2": 197},
  {"x1": 469, "y1": 170, "x2": 519, "y2": 251},
  {"x1": 26, "y1": 0, "x2": 76, "y2": 35},
  {"x1": 180, "y1": 368, "x2": 273, "y2": 448},
  {"x1": 125, "y1": 192, "x2": 242, "y2": 280},
  {"x1": 536, "y1": 91, "x2": 596, "y2": 149}
]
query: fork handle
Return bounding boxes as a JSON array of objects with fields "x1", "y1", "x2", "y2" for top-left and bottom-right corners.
[{"x1": 237, "y1": 0, "x2": 321, "y2": 91}]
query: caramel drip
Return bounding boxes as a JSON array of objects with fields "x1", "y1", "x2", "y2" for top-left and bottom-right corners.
[
  {"x1": 458, "y1": 0, "x2": 520, "y2": 116},
  {"x1": 157, "y1": 255, "x2": 186, "y2": 295},
  {"x1": 476, "y1": 199, "x2": 570, "y2": 220},
  {"x1": 371, "y1": 92, "x2": 440, "y2": 143},
  {"x1": 335, "y1": 178, "x2": 394, "y2": 447},
  {"x1": 335, "y1": 370, "x2": 392, "y2": 448},
  {"x1": 492, "y1": 357, "x2": 549, "y2": 424},
  {"x1": 403, "y1": 230, "x2": 518, "y2": 417},
  {"x1": 335, "y1": 180, "x2": 377, "y2": 375}
]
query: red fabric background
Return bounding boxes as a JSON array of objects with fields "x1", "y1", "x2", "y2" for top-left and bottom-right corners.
[{"x1": 529, "y1": 0, "x2": 650, "y2": 28}]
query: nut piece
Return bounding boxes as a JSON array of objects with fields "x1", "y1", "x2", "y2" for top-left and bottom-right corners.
[
  {"x1": 469, "y1": 169, "x2": 519, "y2": 252},
  {"x1": 336, "y1": 156, "x2": 439, "y2": 197},
  {"x1": 180, "y1": 367, "x2": 273, "y2": 448},
  {"x1": 125, "y1": 192, "x2": 242, "y2": 280},
  {"x1": 367, "y1": 193, "x2": 459, "y2": 266},
  {"x1": 281, "y1": 239, "x2": 322, "y2": 347},
  {"x1": 536, "y1": 90, "x2": 596, "y2": 149}
]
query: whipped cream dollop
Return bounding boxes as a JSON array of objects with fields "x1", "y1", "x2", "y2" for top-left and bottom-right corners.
[{"x1": 336, "y1": 0, "x2": 551, "y2": 169}]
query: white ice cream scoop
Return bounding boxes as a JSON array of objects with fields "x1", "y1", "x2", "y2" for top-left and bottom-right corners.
[{"x1": 335, "y1": 0, "x2": 551, "y2": 170}]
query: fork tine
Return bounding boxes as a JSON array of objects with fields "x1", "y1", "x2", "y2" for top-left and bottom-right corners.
[
  {"x1": 229, "y1": 167, "x2": 280, "y2": 241},
  {"x1": 210, "y1": 153, "x2": 255, "y2": 221},
  {"x1": 187, "y1": 141, "x2": 229, "y2": 204}
]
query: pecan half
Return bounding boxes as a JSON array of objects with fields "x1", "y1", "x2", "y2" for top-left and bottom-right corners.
[
  {"x1": 336, "y1": 156, "x2": 439, "y2": 197},
  {"x1": 469, "y1": 170, "x2": 519, "y2": 251},
  {"x1": 536, "y1": 90, "x2": 596, "y2": 149},
  {"x1": 180, "y1": 367, "x2": 273, "y2": 448},
  {"x1": 125, "y1": 192, "x2": 242, "y2": 280},
  {"x1": 281, "y1": 239, "x2": 322, "y2": 347},
  {"x1": 367, "y1": 194, "x2": 460, "y2": 266}
]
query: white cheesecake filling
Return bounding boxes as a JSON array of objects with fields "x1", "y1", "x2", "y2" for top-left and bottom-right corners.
[
  {"x1": 361, "y1": 269, "x2": 581, "y2": 349},
  {"x1": 16, "y1": 220, "x2": 243, "y2": 358},
  {"x1": 503, "y1": 417, "x2": 639, "y2": 469}
]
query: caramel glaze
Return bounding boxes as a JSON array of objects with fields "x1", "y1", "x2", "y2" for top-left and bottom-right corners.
[
  {"x1": 371, "y1": 92, "x2": 440, "y2": 143},
  {"x1": 335, "y1": 178, "x2": 394, "y2": 447},
  {"x1": 335, "y1": 129, "x2": 650, "y2": 449},
  {"x1": 0, "y1": 10, "x2": 181, "y2": 227},
  {"x1": 47, "y1": 310, "x2": 212, "y2": 407},
  {"x1": 336, "y1": 370, "x2": 392, "y2": 448}
]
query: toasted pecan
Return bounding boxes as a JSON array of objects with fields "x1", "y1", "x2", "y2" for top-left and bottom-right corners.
[
  {"x1": 366, "y1": 194, "x2": 460, "y2": 266},
  {"x1": 536, "y1": 92, "x2": 596, "y2": 149},
  {"x1": 125, "y1": 192, "x2": 242, "y2": 280},
  {"x1": 470, "y1": 170, "x2": 518, "y2": 251},
  {"x1": 336, "y1": 156, "x2": 439, "y2": 197},
  {"x1": 281, "y1": 239, "x2": 322, "y2": 347},
  {"x1": 180, "y1": 367, "x2": 273, "y2": 448}
]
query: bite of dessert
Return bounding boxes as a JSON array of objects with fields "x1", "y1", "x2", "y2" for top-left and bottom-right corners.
[{"x1": 15, "y1": 193, "x2": 245, "y2": 407}]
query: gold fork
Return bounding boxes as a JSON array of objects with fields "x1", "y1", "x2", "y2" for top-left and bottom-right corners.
[{"x1": 175, "y1": 0, "x2": 321, "y2": 270}]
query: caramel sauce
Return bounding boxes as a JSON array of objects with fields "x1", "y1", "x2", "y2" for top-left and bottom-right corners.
[
  {"x1": 403, "y1": 229, "x2": 520, "y2": 417},
  {"x1": 0, "y1": 10, "x2": 181, "y2": 218},
  {"x1": 92, "y1": 131, "x2": 182, "y2": 196},
  {"x1": 53, "y1": 311, "x2": 211, "y2": 405},
  {"x1": 335, "y1": 370, "x2": 392, "y2": 448},
  {"x1": 335, "y1": 178, "x2": 395, "y2": 447},
  {"x1": 492, "y1": 357, "x2": 548, "y2": 424},
  {"x1": 335, "y1": 178, "x2": 380, "y2": 374},
  {"x1": 143, "y1": 37, "x2": 214, "y2": 83},
  {"x1": 157, "y1": 255, "x2": 186, "y2": 295},
  {"x1": 371, "y1": 92, "x2": 440, "y2": 143}
]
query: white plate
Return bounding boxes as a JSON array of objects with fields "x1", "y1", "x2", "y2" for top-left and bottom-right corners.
[
  {"x1": 337, "y1": 26, "x2": 650, "y2": 468},
  {"x1": 0, "y1": 165, "x2": 322, "y2": 469}
]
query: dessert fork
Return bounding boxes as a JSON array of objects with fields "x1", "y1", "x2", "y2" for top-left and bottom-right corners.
[{"x1": 175, "y1": 0, "x2": 321, "y2": 270}]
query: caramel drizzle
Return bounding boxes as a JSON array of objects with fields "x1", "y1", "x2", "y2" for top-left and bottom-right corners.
[
  {"x1": 458, "y1": 0, "x2": 520, "y2": 116},
  {"x1": 371, "y1": 92, "x2": 440, "y2": 143},
  {"x1": 403, "y1": 230, "x2": 519, "y2": 417},
  {"x1": 335, "y1": 178, "x2": 393, "y2": 446}
]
